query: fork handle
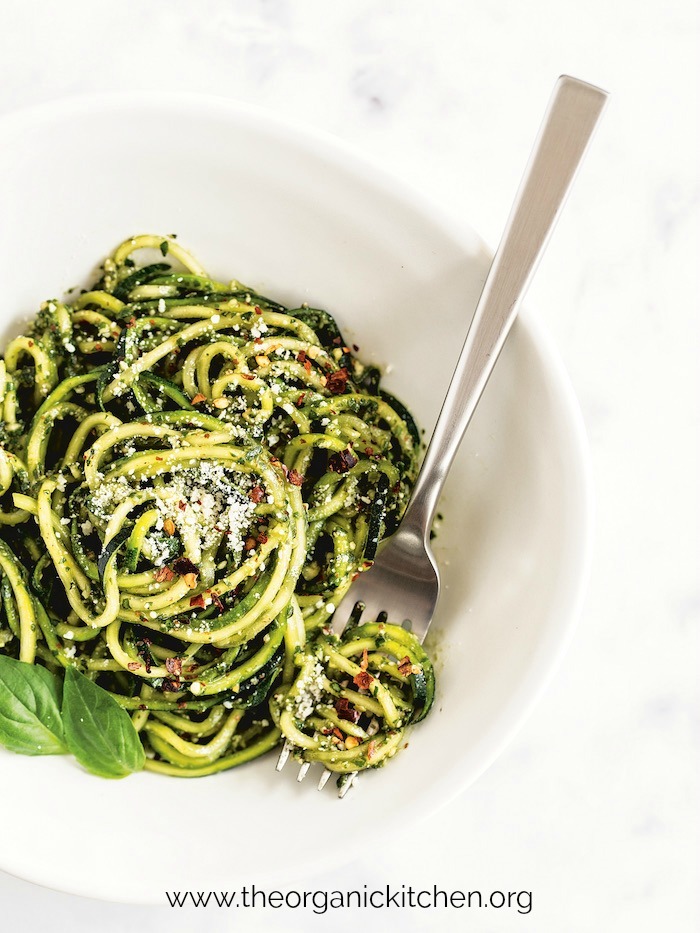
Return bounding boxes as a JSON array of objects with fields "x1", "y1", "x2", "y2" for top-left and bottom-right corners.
[{"x1": 399, "y1": 75, "x2": 608, "y2": 539}]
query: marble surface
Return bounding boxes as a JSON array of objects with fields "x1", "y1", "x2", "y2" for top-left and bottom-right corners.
[{"x1": 1, "y1": 1, "x2": 698, "y2": 930}]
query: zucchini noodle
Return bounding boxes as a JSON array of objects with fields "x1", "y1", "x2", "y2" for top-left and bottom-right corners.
[{"x1": 0, "y1": 234, "x2": 435, "y2": 782}]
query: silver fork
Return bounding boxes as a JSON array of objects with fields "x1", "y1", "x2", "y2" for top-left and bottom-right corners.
[{"x1": 279, "y1": 75, "x2": 608, "y2": 796}]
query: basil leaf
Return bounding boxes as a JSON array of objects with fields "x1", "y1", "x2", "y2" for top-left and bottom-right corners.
[
  {"x1": 0, "y1": 655, "x2": 66, "y2": 755},
  {"x1": 62, "y1": 667, "x2": 145, "y2": 778}
]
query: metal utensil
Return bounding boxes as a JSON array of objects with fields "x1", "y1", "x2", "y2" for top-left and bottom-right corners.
[{"x1": 280, "y1": 75, "x2": 608, "y2": 795}]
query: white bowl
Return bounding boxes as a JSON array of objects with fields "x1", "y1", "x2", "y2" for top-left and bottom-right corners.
[{"x1": 0, "y1": 94, "x2": 592, "y2": 903}]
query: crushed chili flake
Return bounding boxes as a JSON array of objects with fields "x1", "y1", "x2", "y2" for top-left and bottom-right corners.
[
  {"x1": 257, "y1": 532, "x2": 268, "y2": 544},
  {"x1": 353, "y1": 670, "x2": 374, "y2": 690},
  {"x1": 134, "y1": 636, "x2": 153, "y2": 673},
  {"x1": 191, "y1": 393, "x2": 207, "y2": 405},
  {"x1": 296, "y1": 350, "x2": 307, "y2": 363},
  {"x1": 328, "y1": 448, "x2": 358, "y2": 473},
  {"x1": 254, "y1": 306, "x2": 262, "y2": 314},
  {"x1": 326, "y1": 367, "x2": 349, "y2": 395},
  {"x1": 241, "y1": 373, "x2": 255, "y2": 380},
  {"x1": 154, "y1": 566, "x2": 176, "y2": 583},
  {"x1": 367, "y1": 740, "x2": 377, "y2": 760},
  {"x1": 249, "y1": 485, "x2": 265, "y2": 503},
  {"x1": 360, "y1": 648, "x2": 369, "y2": 671},
  {"x1": 126, "y1": 316, "x2": 136, "y2": 328},
  {"x1": 397, "y1": 656, "x2": 413, "y2": 676},
  {"x1": 189, "y1": 594, "x2": 206, "y2": 608},
  {"x1": 161, "y1": 679, "x2": 181, "y2": 693},
  {"x1": 173, "y1": 557, "x2": 198, "y2": 577},
  {"x1": 163, "y1": 518, "x2": 175, "y2": 536},
  {"x1": 332, "y1": 336, "x2": 342, "y2": 345},
  {"x1": 332, "y1": 727, "x2": 344, "y2": 740},
  {"x1": 288, "y1": 469, "x2": 304, "y2": 487},
  {"x1": 244, "y1": 537, "x2": 256, "y2": 551},
  {"x1": 165, "y1": 657, "x2": 183, "y2": 677},
  {"x1": 335, "y1": 697, "x2": 361, "y2": 724},
  {"x1": 210, "y1": 591, "x2": 225, "y2": 613},
  {"x1": 303, "y1": 359, "x2": 312, "y2": 374},
  {"x1": 296, "y1": 393, "x2": 306, "y2": 407},
  {"x1": 127, "y1": 661, "x2": 140, "y2": 671}
]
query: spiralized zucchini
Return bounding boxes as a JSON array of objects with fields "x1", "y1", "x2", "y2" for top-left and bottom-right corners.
[{"x1": 0, "y1": 234, "x2": 435, "y2": 780}]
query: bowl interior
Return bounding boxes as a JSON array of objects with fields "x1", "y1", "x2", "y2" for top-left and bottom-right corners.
[{"x1": 0, "y1": 96, "x2": 591, "y2": 903}]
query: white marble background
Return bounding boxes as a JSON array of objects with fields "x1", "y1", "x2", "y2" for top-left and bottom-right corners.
[{"x1": 1, "y1": 1, "x2": 698, "y2": 930}]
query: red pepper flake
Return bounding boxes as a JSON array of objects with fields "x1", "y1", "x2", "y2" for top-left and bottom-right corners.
[
  {"x1": 288, "y1": 469, "x2": 304, "y2": 487},
  {"x1": 254, "y1": 336, "x2": 262, "y2": 344},
  {"x1": 27, "y1": 339, "x2": 34, "y2": 347},
  {"x1": 177, "y1": 701, "x2": 187, "y2": 709},
  {"x1": 241, "y1": 373, "x2": 255, "y2": 381},
  {"x1": 127, "y1": 661, "x2": 140, "y2": 671},
  {"x1": 360, "y1": 648, "x2": 369, "y2": 671},
  {"x1": 367, "y1": 740, "x2": 377, "y2": 760},
  {"x1": 296, "y1": 350, "x2": 307, "y2": 363},
  {"x1": 155, "y1": 456, "x2": 163, "y2": 461},
  {"x1": 154, "y1": 566, "x2": 176, "y2": 583},
  {"x1": 304, "y1": 359, "x2": 312, "y2": 374},
  {"x1": 165, "y1": 657, "x2": 183, "y2": 677},
  {"x1": 178, "y1": 500, "x2": 186, "y2": 511},
  {"x1": 244, "y1": 537, "x2": 257, "y2": 551},
  {"x1": 353, "y1": 670, "x2": 374, "y2": 690},
  {"x1": 296, "y1": 393, "x2": 306, "y2": 408},
  {"x1": 257, "y1": 532, "x2": 268, "y2": 544},
  {"x1": 397, "y1": 656, "x2": 413, "y2": 676},
  {"x1": 326, "y1": 367, "x2": 349, "y2": 395},
  {"x1": 328, "y1": 448, "x2": 358, "y2": 473},
  {"x1": 161, "y1": 679, "x2": 181, "y2": 693},
  {"x1": 139, "y1": 703, "x2": 147, "y2": 711},
  {"x1": 126, "y1": 317, "x2": 136, "y2": 328},
  {"x1": 249, "y1": 485, "x2": 265, "y2": 503},
  {"x1": 210, "y1": 591, "x2": 225, "y2": 613},
  {"x1": 94, "y1": 343, "x2": 103, "y2": 352},
  {"x1": 335, "y1": 697, "x2": 361, "y2": 724},
  {"x1": 254, "y1": 306, "x2": 262, "y2": 314},
  {"x1": 189, "y1": 594, "x2": 205, "y2": 609},
  {"x1": 364, "y1": 447, "x2": 374, "y2": 457},
  {"x1": 332, "y1": 727, "x2": 344, "y2": 740},
  {"x1": 332, "y1": 336, "x2": 341, "y2": 345},
  {"x1": 173, "y1": 557, "x2": 199, "y2": 577},
  {"x1": 191, "y1": 393, "x2": 207, "y2": 405}
]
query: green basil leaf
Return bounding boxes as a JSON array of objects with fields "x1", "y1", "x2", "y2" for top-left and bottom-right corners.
[
  {"x1": 62, "y1": 667, "x2": 145, "y2": 778},
  {"x1": 0, "y1": 655, "x2": 66, "y2": 755}
]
